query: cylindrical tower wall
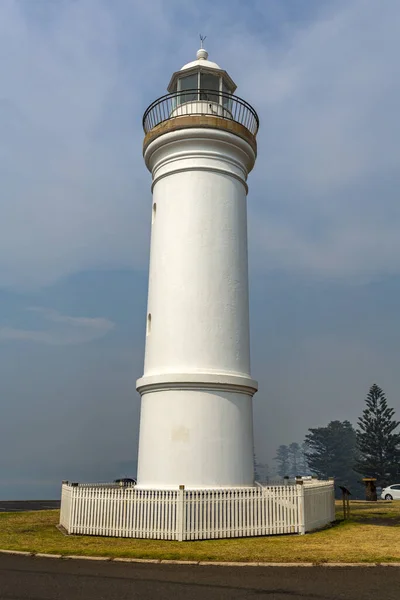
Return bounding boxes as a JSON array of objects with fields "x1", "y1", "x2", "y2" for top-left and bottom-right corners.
[
  {"x1": 137, "y1": 388, "x2": 254, "y2": 488},
  {"x1": 143, "y1": 137, "x2": 252, "y2": 378},
  {"x1": 136, "y1": 126, "x2": 257, "y2": 489}
]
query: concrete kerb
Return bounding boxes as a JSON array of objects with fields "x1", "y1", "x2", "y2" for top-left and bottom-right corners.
[
  {"x1": 63, "y1": 555, "x2": 111, "y2": 561},
  {"x1": 115, "y1": 558, "x2": 161, "y2": 564},
  {"x1": 0, "y1": 550, "x2": 33, "y2": 556},
  {"x1": 0, "y1": 550, "x2": 399, "y2": 567},
  {"x1": 321, "y1": 562, "x2": 376, "y2": 568}
]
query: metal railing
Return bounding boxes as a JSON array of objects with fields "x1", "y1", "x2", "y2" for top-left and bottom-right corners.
[
  {"x1": 68, "y1": 482, "x2": 136, "y2": 488},
  {"x1": 143, "y1": 89, "x2": 259, "y2": 136}
]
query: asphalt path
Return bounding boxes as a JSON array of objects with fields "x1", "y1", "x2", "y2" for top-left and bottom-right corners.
[
  {"x1": 0, "y1": 500, "x2": 60, "y2": 512},
  {"x1": 0, "y1": 555, "x2": 399, "y2": 600}
]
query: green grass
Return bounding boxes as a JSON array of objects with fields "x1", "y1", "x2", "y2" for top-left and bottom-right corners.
[{"x1": 0, "y1": 501, "x2": 399, "y2": 564}]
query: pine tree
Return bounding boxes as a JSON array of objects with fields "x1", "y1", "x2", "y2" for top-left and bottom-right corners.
[
  {"x1": 253, "y1": 452, "x2": 260, "y2": 481},
  {"x1": 254, "y1": 456, "x2": 270, "y2": 482},
  {"x1": 305, "y1": 420, "x2": 360, "y2": 492},
  {"x1": 355, "y1": 383, "x2": 400, "y2": 486},
  {"x1": 299, "y1": 442, "x2": 310, "y2": 476},
  {"x1": 288, "y1": 442, "x2": 300, "y2": 477},
  {"x1": 274, "y1": 445, "x2": 290, "y2": 477}
]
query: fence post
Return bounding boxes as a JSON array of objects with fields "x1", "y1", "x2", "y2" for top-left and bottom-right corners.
[
  {"x1": 296, "y1": 479, "x2": 305, "y2": 535},
  {"x1": 59, "y1": 483, "x2": 65, "y2": 528},
  {"x1": 70, "y1": 484, "x2": 78, "y2": 534},
  {"x1": 329, "y1": 478, "x2": 336, "y2": 522},
  {"x1": 177, "y1": 485, "x2": 185, "y2": 542},
  {"x1": 67, "y1": 484, "x2": 73, "y2": 533}
]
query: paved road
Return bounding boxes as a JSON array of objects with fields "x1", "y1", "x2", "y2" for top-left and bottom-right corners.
[
  {"x1": 0, "y1": 555, "x2": 399, "y2": 600},
  {"x1": 0, "y1": 500, "x2": 60, "y2": 512}
]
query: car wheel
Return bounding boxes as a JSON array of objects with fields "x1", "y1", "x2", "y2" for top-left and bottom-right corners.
[{"x1": 385, "y1": 494, "x2": 393, "y2": 500}]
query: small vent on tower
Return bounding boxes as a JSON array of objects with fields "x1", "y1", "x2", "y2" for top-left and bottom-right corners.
[
  {"x1": 152, "y1": 202, "x2": 157, "y2": 224},
  {"x1": 147, "y1": 313, "x2": 152, "y2": 335}
]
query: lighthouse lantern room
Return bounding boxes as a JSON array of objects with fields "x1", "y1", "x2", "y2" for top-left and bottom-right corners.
[{"x1": 168, "y1": 47, "x2": 236, "y2": 97}]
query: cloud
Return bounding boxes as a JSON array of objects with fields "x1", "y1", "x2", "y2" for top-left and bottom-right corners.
[
  {"x1": 0, "y1": 307, "x2": 114, "y2": 345},
  {"x1": 0, "y1": 0, "x2": 399, "y2": 289},
  {"x1": 0, "y1": 0, "x2": 152, "y2": 290},
  {"x1": 223, "y1": 0, "x2": 400, "y2": 280}
]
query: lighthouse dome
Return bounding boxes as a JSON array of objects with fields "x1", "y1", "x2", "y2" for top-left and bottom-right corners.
[{"x1": 180, "y1": 48, "x2": 221, "y2": 71}]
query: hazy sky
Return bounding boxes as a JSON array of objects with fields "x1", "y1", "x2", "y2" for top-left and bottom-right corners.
[{"x1": 1, "y1": 0, "x2": 400, "y2": 499}]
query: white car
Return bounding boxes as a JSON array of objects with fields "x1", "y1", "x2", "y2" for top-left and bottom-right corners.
[{"x1": 380, "y1": 484, "x2": 400, "y2": 500}]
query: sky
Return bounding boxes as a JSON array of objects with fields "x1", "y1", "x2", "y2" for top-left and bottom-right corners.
[{"x1": 1, "y1": 0, "x2": 400, "y2": 499}]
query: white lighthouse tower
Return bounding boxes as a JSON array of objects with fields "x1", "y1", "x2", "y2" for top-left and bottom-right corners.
[
  {"x1": 59, "y1": 46, "x2": 336, "y2": 541},
  {"x1": 136, "y1": 45, "x2": 259, "y2": 490}
]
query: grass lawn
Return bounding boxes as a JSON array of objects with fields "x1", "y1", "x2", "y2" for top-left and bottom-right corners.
[{"x1": 0, "y1": 501, "x2": 399, "y2": 564}]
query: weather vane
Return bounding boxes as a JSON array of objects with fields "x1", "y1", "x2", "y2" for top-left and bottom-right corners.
[{"x1": 199, "y1": 34, "x2": 207, "y2": 48}]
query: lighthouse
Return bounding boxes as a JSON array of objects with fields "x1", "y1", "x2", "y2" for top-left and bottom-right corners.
[
  {"x1": 59, "y1": 45, "x2": 336, "y2": 541},
  {"x1": 136, "y1": 45, "x2": 259, "y2": 490}
]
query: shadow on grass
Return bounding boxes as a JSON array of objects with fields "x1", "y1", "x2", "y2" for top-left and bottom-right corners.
[{"x1": 351, "y1": 516, "x2": 400, "y2": 527}]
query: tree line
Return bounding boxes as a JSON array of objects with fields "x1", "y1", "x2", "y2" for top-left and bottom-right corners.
[{"x1": 273, "y1": 384, "x2": 400, "y2": 496}]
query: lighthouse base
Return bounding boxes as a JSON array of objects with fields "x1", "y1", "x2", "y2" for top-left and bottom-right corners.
[
  {"x1": 135, "y1": 381, "x2": 258, "y2": 490},
  {"x1": 59, "y1": 480, "x2": 335, "y2": 540}
]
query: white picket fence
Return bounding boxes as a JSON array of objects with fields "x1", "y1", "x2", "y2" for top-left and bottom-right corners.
[
  {"x1": 59, "y1": 480, "x2": 334, "y2": 541},
  {"x1": 304, "y1": 480, "x2": 336, "y2": 531}
]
